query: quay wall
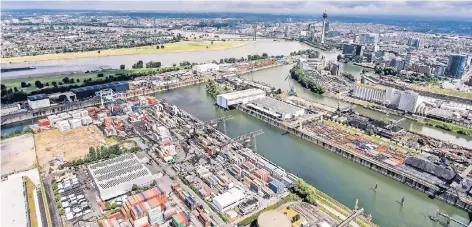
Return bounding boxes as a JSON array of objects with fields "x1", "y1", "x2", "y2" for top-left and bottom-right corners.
[
  {"x1": 236, "y1": 105, "x2": 472, "y2": 213},
  {"x1": 1, "y1": 78, "x2": 205, "y2": 126}
]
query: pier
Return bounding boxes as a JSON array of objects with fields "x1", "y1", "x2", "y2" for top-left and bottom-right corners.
[{"x1": 236, "y1": 104, "x2": 472, "y2": 213}]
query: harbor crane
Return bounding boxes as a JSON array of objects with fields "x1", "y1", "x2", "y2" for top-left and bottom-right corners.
[
  {"x1": 285, "y1": 75, "x2": 297, "y2": 96},
  {"x1": 231, "y1": 129, "x2": 264, "y2": 152},
  {"x1": 205, "y1": 115, "x2": 234, "y2": 134}
]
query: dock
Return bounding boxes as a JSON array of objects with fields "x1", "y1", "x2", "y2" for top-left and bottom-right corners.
[{"x1": 236, "y1": 104, "x2": 472, "y2": 213}]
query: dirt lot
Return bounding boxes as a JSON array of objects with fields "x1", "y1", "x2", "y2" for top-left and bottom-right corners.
[
  {"x1": 34, "y1": 125, "x2": 106, "y2": 169},
  {"x1": 1, "y1": 134, "x2": 37, "y2": 175}
]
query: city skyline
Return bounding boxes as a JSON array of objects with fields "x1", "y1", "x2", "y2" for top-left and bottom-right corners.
[{"x1": 2, "y1": 0, "x2": 472, "y2": 18}]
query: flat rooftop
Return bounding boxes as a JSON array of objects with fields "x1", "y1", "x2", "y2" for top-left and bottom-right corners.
[
  {"x1": 218, "y1": 88, "x2": 265, "y2": 100},
  {"x1": 1, "y1": 169, "x2": 41, "y2": 227},
  {"x1": 249, "y1": 97, "x2": 303, "y2": 115},
  {"x1": 88, "y1": 153, "x2": 154, "y2": 200}
]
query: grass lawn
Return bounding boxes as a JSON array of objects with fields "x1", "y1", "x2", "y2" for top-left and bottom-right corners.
[
  {"x1": 1, "y1": 41, "x2": 248, "y2": 63},
  {"x1": 25, "y1": 176, "x2": 39, "y2": 227},
  {"x1": 2, "y1": 70, "x2": 122, "y2": 93},
  {"x1": 410, "y1": 84, "x2": 472, "y2": 99}
]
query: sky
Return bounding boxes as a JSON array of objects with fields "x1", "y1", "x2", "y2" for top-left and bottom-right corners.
[{"x1": 2, "y1": 1, "x2": 472, "y2": 18}]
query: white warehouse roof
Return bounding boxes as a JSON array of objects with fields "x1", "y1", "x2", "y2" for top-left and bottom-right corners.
[
  {"x1": 1, "y1": 169, "x2": 41, "y2": 227},
  {"x1": 218, "y1": 89, "x2": 265, "y2": 101},
  {"x1": 212, "y1": 187, "x2": 245, "y2": 211},
  {"x1": 88, "y1": 153, "x2": 154, "y2": 201}
]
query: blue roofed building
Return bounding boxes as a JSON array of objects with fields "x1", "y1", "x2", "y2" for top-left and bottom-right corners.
[
  {"x1": 71, "y1": 81, "x2": 129, "y2": 100},
  {"x1": 27, "y1": 94, "x2": 50, "y2": 109}
]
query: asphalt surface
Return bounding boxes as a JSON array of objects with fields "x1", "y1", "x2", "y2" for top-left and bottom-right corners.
[{"x1": 44, "y1": 175, "x2": 62, "y2": 227}]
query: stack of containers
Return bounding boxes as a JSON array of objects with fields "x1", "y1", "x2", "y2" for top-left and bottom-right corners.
[
  {"x1": 56, "y1": 120, "x2": 71, "y2": 132},
  {"x1": 272, "y1": 168, "x2": 286, "y2": 180},
  {"x1": 147, "y1": 96, "x2": 158, "y2": 105},
  {"x1": 184, "y1": 194, "x2": 196, "y2": 210},
  {"x1": 71, "y1": 111, "x2": 81, "y2": 119},
  {"x1": 253, "y1": 169, "x2": 269, "y2": 182},
  {"x1": 99, "y1": 218, "x2": 120, "y2": 227},
  {"x1": 249, "y1": 179, "x2": 263, "y2": 193},
  {"x1": 163, "y1": 208, "x2": 177, "y2": 221},
  {"x1": 242, "y1": 161, "x2": 256, "y2": 172},
  {"x1": 58, "y1": 113, "x2": 72, "y2": 120},
  {"x1": 172, "y1": 212, "x2": 189, "y2": 227},
  {"x1": 81, "y1": 116, "x2": 93, "y2": 125},
  {"x1": 48, "y1": 115, "x2": 61, "y2": 127},
  {"x1": 269, "y1": 179, "x2": 285, "y2": 194},
  {"x1": 130, "y1": 216, "x2": 149, "y2": 227},
  {"x1": 69, "y1": 118, "x2": 82, "y2": 129},
  {"x1": 38, "y1": 119, "x2": 51, "y2": 128},
  {"x1": 80, "y1": 109, "x2": 89, "y2": 117},
  {"x1": 148, "y1": 206, "x2": 164, "y2": 225},
  {"x1": 122, "y1": 186, "x2": 167, "y2": 219}
]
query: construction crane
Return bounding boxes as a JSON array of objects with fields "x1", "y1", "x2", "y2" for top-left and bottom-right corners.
[{"x1": 285, "y1": 75, "x2": 297, "y2": 96}]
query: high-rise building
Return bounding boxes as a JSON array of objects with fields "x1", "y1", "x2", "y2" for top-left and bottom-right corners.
[
  {"x1": 355, "y1": 45, "x2": 364, "y2": 57},
  {"x1": 403, "y1": 53, "x2": 412, "y2": 70},
  {"x1": 359, "y1": 33, "x2": 379, "y2": 45},
  {"x1": 324, "y1": 21, "x2": 330, "y2": 33},
  {"x1": 407, "y1": 38, "x2": 421, "y2": 49},
  {"x1": 320, "y1": 9, "x2": 328, "y2": 44},
  {"x1": 445, "y1": 54, "x2": 468, "y2": 79},
  {"x1": 342, "y1": 44, "x2": 356, "y2": 58}
]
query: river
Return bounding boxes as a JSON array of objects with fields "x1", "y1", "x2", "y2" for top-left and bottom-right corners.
[
  {"x1": 242, "y1": 64, "x2": 472, "y2": 149},
  {"x1": 155, "y1": 83, "x2": 470, "y2": 227},
  {"x1": 2, "y1": 39, "x2": 306, "y2": 79}
]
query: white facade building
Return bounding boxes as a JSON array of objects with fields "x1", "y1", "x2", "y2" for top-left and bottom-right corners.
[
  {"x1": 247, "y1": 97, "x2": 305, "y2": 120},
  {"x1": 193, "y1": 63, "x2": 219, "y2": 73},
  {"x1": 352, "y1": 84, "x2": 386, "y2": 103},
  {"x1": 211, "y1": 187, "x2": 246, "y2": 212},
  {"x1": 88, "y1": 154, "x2": 154, "y2": 201},
  {"x1": 216, "y1": 89, "x2": 266, "y2": 109},
  {"x1": 27, "y1": 94, "x2": 51, "y2": 109},
  {"x1": 398, "y1": 90, "x2": 421, "y2": 113}
]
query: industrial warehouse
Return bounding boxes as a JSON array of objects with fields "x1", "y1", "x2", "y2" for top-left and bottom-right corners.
[{"x1": 87, "y1": 153, "x2": 155, "y2": 201}]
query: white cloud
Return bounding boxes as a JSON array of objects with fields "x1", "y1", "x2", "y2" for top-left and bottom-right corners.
[{"x1": 2, "y1": 1, "x2": 472, "y2": 18}]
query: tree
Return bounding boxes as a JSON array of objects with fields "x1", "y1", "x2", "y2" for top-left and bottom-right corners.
[
  {"x1": 98, "y1": 50, "x2": 101, "y2": 54},
  {"x1": 105, "y1": 201, "x2": 112, "y2": 210},
  {"x1": 62, "y1": 77, "x2": 70, "y2": 84},
  {"x1": 173, "y1": 63, "x2": 177, "y2": 67},
  {"x1": 34, "y1": 80, "x2": 44, "y2": 88},
  {"x1": 97, "y1": 73, "x2": 104, "y2": 77},
  {"x1": 292, "y1": 214, "x2": 300, "y2": 222},
  {"x1": 132, "y1": 184, "x2": 139, "y2": 191},
  {"x1": 76, "y1": 79, "x2": 80, "y2": 83},
  {"x1": 70, "y1": 78, "x2": 75, "y2": 83},
  {"x1": 1, "y1": 84, "x2": 5, "y2": 90},
  {"x1": 21, "y1": 82, "x2": 27, "y2": 88},
  {"x1": 156, "y1": 45, "x2": 160, "y2": 49},
  {"x1": 120, "y1": 64, "x2": 125, "y2": 70},
  {"x1": 14, "y1": 87, "x2": 18, "y2": 92},
  {"x1": 337, "y1": 54, "x2": 342, "y2": 61},
  {"x1": 160, "y1": 45, "x2": 164, "y2": 49},
  {"x1": 220, "y1": 59, "x2": 224, "y2": 64},
  {"x1": 262, "y1": 53, "x2": 268, "y2": 58},
  {"x1": 211, "y1": 41, "x2": 214, "y2": 44},
  {"x1": 52, "y1": 81, "x2": 57, "y2": 87}
]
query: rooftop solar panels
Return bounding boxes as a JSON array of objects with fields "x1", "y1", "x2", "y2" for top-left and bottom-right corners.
[{"x1": 87, "y1": 153, "x2": 154, "y2": 200}]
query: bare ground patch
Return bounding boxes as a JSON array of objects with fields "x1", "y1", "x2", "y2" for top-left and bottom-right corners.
[
  {"x1": 1, "y1": 134, "x2": 36, "y2": 175},
  {"x1": 34, "y1": 125, "x2": 106, "y2": 169}
]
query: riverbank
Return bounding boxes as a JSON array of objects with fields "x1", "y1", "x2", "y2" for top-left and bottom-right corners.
[{"x1": 1, "y1": 41, "x2": 249, "y2": 63}]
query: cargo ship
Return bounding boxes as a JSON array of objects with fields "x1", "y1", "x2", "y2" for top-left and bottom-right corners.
[{"x1": 1, "y1": 66, "x2": 36, "y2": 73}]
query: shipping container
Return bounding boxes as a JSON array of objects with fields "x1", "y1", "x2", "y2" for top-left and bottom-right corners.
[
  {"x1": 133, "y1": 216, "x2": 149, "y2": 227},
  {"x1": 163, "y1": 208, "x2": 177, "y2": 220},
  {"x1": 38, "y1": 119, "x2": 50, "y2": 127}
]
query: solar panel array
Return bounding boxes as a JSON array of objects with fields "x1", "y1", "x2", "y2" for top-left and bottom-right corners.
[
  {"x1": 99, "y1": 169, "x2": 150, "y2": 189},
  {"x1": 89, "y1": 154, "x2": 134, "y2": 170},
  {"x1": 88, "y1": 153, "x2": 152, "y2": 190}
]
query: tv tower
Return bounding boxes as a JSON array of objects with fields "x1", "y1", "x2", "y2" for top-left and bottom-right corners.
[{"x1": 321, "y1": 9, "x2": 328, "y2": 44}]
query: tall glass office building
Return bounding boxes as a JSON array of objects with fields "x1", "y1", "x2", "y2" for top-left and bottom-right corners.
[{"x1": 445, "y1": 54, "x2": 468, "y2": 79}]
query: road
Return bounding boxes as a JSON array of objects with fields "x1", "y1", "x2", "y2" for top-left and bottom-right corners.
[{"x1": 44, "y1": 175, "x2": 62, "y2": 227}]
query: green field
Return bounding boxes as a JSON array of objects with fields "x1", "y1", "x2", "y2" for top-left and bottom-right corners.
[
  {"x1": 1, "y1": 41, "x2": 248, "y2": 63},
  {"x1": 2, "y1": 70, "x2": 123, "y2": 93},
  {"x1": 2, "y1": 67, "x2": 171, "y2": 93}
]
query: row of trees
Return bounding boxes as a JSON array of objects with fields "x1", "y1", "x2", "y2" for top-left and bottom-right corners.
[
  {"x1": 205, "y1": 79, "x2": 223, "y2": 98},
  {"x1": 59, "y1": 144, "x2": 139, "y2": 169},
  {"x1": 145, "y1": 61, "x2": 162, "y2": 68},
  {"x1": 341, "y1": 72, "x2": 355, "y2": 82},
  {"x1": 290, "y1": 49, "x2": 320, "y2": 58},
  {"x1": 290, "y1": 66, "x2": 325, "y2": 95}
]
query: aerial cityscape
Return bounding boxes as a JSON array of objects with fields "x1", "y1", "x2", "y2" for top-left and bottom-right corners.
[{"x1": 1, "y1": 1, "x2": 472, "y2": 227}]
